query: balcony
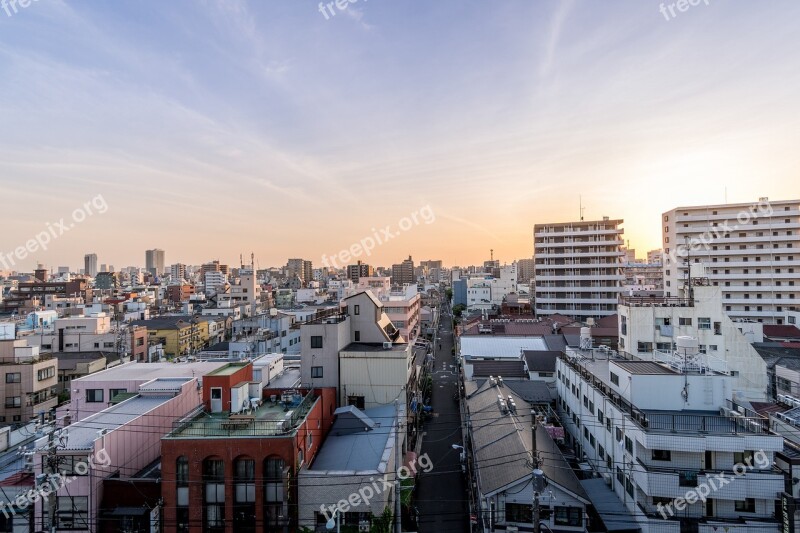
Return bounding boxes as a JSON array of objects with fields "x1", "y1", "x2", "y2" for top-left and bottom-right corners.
[{"x1": 620, "y1": 295, "x2": 693, "y2": 307}]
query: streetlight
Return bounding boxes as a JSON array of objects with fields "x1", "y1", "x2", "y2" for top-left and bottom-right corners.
[
  {"x1": 451, "y1": 444, "x2": 466, "y2": 467},
  {"x1": 325, "y1": 508, "x2": 341, "y2": 533}
]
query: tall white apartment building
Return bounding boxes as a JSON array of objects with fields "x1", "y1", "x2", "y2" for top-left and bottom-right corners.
[
  {"x1": 557, "y1": 346, "x2": 784, "y2": 533},
  {"x1": 534, "y1": 217, "x2": 625, "y2": 319},
  {"x1": 662, "y1": 198, "x2": 800, "y2": 324}
]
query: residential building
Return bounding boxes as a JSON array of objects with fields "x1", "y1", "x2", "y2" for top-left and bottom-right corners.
[
  {"x1": 0, "y1": 339, "x2": 58, "y2": 424},
  {"x1": 535, "y1": 217, "x2": 625, "y2": 319},
  {"x1": 298, "y1": 403, "x2": 405, "y2": 529},
  {"x1": 619, "y1": 263, "x2": 770, "y2": 400},
  {"x1": 33, "y1": 377, "x2": 202, "y2": 532},
  {"x1": 84, "y1": 253, "x2": 98, "y2": 277},
  {"x1": 557, "y1": 345, "x2": 783, "y2": 532},
  {"x1": 145, "y1": 248, "x2": 166, "y2": 276},
  {"x1": 65, "y1": 360, "x2": 228, "y2": 421},
  {"x1": 160, "y1": 360, "x2": 336, "y2": 533},
  {"x1": 23, "y1": 314, "x2": 148, "y2": 361},
  {"x1": 287, "y1": 258, "x2": 313, "y2": 284},
  {"x1": 346, "y1": 260, "x2": 373, "y2": 283},
  {"x1": 94, "y1": 271, "x2": 119, "y2": 290},
  {"x1": 647, "y1": 249, "x2": 663, "y2": 265},
  {"x1": 464, "y1": 379, "x2": 602, "y2": 532},
  {"x1": 517, "y1": 257, "x2": 536, "y2": 284},
  {"x1": 662, "y1": 198, "x2": 800, "y2": 323},
  {"x1": 170, "y1": 263, "x2": 187, "y2": 281},
  {"x1": 391, "y1": 256, "x2": 415, "y2": 286},
  {"x1": 300, "y1": 291, "x2": 417, "y2": 408},
  {"x1": 204, "y1": 270, "x2": 228, "y2": 296}
]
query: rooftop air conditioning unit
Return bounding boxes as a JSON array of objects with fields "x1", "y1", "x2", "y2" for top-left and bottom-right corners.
[{"x1": 383, "y1": 342, "x2": 393, "y2": 349}]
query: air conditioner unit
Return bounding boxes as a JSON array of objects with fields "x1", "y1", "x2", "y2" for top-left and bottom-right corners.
[
  {"x1": 359, "y1": 521, "x2": 370, "y2": 532},
  {"x1": 383, "y1": 342, "x2": 393, "y2": 349},
  {"x1": 779, "y1": 394, "x2": 789, "y2": 405}
]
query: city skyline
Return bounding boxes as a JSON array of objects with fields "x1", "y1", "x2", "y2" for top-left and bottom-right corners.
[{"x1": 1, "y1": 1, "x2": 799, "y2": 269}]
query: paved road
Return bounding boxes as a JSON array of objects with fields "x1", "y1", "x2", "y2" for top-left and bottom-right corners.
[{"x1": 416, "y1": 303, "x2": 469, "y2": 533}]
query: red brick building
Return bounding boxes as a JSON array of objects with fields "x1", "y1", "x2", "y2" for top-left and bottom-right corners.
[{"x1": 161, "y1": 362, "x2": 336, "y2": 533}]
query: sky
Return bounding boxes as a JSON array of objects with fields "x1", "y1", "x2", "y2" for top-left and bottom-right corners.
[{"x1": 1, "y1": 0, "x2": 799, "y2": 271}]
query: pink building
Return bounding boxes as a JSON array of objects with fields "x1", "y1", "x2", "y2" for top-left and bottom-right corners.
[
  {"x1": 33, "y1": 377, "x2": 203, "y2": 532},
  {"x1": 64, "y1": 360, "x2": 227, "y2": 422}
]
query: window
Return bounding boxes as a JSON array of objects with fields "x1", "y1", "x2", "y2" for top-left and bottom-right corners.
[
  {"x1": 5, "y1": 373, "x2": 20, "y2": 384},
  {"x1": 505, "y1": 503, "x2": 532, "y2": 523},
  {"x1": 348, "y1": 395, "x2": 365, "y2": 409},
  {"x1": 234, "y1": 457, "x2": 256, "y2": 531},
  {"x1": 4, "y1": 397, "x2": 20, "y2": 408},
  {"x1": 310, "y1": 336, "x2": 323, "y2": 349},
  {"x1": 652, "y1": 449, "x2": 671, "y2": 461},
  {"x1": 37, "y1": 366, "x2": 56, "y2": 381},
  {"x1": 597, "y1": 410, "x2": 604, "y2": 424},
  {"x1": 637, "y1": 341, "x2": 653, "y2": 353},
  {"x1": 354, "y1": 331, "x2": 360, "y2": 342},
  {"x1": 109, "y1": 388, "x2": 127, "y2": 400},
  {"x1": 679, "y1": 317, "x2": 692, "y2": 326},
  {"x1": 625, "y1": 436, "x2": 633, "y2": 454},
  {"x1": 698, "y1": 318, "x2": 711, "y2": 330},
  {"x1": 554, "y1": 506, "x2": 583, "y2": 527},
  {"x1": 56, "y1": 496, "x2": 89, "y2": 530},
  {"x1": 610, "y1": 372, "x2": 619, "y2": 386},
  {"x1": 735, "y1": 498, "x2": 755, "y2": 513},
  {"x1": 86, "y1": 389, "x2": 104, "y2": 403},
  {"x1": 311, "y1": 366, "x2": 323, "y2": 379},
  {"x1": 265, "y1": 456, "x2": 285, "y2": 526},
  {"x1": 203, "y1": 458, "x2": 226, "y2": 532},
  {"x1": 734, "y1": 451, "x2": 754, "y2": 465}
]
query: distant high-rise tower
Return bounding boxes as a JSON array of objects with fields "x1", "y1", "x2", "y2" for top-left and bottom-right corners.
[
  {"x1": 145, "y1": 249, "x2": 165, "y2": 277},
  {"x1": 84, "y1": 253, "x2": 98, "y2": 277},
  {"x1": 391, "y1": 256, "x2": 415, "y2": 286}
]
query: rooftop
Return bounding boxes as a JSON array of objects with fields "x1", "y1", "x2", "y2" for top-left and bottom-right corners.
[
  {"x1": 305, "y1": 404, "x2": 397, "y2": 472},
  {"x1": 72, "y1": 361, "x2": 228, "y2": 383},
  {"x1": 612, "y1": 360, "x2": 678, "y2": 375},
  {"x1": 166, "y1": 390, "x2": 316, "y2": 439},
  {"x1": 460, "y1": 336, "x2": 547, "y2": 359},
  {"x1": 341, "y1": 342, "x2": 409, "y2": 352},
  {"x1": 206, "y1": 362, "x2": 249, "y2": 376}
]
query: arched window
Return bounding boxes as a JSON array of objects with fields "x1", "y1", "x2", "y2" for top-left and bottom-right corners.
[
  {"x1": 176, "y1": 456, "x2": 190, "y2": 533},
  {"x1": 203, "y1": 457, "x2": 225, "y2": 532},
  {"x1": 264, "y1": 456, "x2": 285, "y2": 526},
  {"x1": 234, "y1": 457, "x2": 256, "y2": 532}
]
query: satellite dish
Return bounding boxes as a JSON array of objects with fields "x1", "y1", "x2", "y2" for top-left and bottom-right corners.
[{"x1": 326, "y1": 518, "x2": 336, "y2": 530}]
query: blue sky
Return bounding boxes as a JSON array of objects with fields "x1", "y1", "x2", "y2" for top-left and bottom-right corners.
[{"x1": 1, "y1": 0, "x2": 799, "y2": 270}]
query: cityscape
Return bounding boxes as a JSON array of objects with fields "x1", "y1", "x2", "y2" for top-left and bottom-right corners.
[{"x1": 1, "y1": 2, "x2": 800, "y2": 533}]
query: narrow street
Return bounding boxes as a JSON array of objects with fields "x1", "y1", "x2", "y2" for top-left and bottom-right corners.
[{"x1": 416, "y1": 300, "x2": 469, "y2": 533}]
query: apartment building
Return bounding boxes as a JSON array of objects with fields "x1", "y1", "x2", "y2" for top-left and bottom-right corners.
[
  {"x1": 619, "y1": 264, "x2": 770, "y2": 401},
  {"x1": 662, "y1": 198, "x2": 800, "y2": 323},
  {"x1": 557, "y1": 346, "x2": 784, "y2": 533},
  {"x1": 0, "y1": 339, "x2": 58, "y2": 424},
  {"x1": 33, "y1": 377, "x2": 201, "y2": 532},
  {"x1": 535, "y1": 217, "x2": 625, "y2": 319},
  {"x1": 160, "y1": 361, "x2": 336, "y2": 533},
  {"x1": 517, "y1": 257, "x2": 536, "y2": 284},
  {"x1": 355, "y1": 279, "x2": 421, "y2": 340},
  {"x1": 391, "y1": 255, "x2": 415, "y2": 286},
  {"x1": 84, "y1": 253, "x2": 98, "y2": 277},
  {"x1": 346, "y1": 260, "x2": 373, "y2": 282},
  {"x1": 300, "y1": 291, "x2": 417, "y2": 408},
  {"x1": 145, "y1": 248, "x2": 166, "y2": 276}
]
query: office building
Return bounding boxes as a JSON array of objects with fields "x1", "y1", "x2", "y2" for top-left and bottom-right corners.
[
  {"x1": 145, "y1": 248, "x2": 165, "y2": 276},
  {"x1": 391, "y1": 255, "x2": 415, "y2": 286},
  {"x1": 84, "y1": 253, "x2": 98, "y2": 277}
]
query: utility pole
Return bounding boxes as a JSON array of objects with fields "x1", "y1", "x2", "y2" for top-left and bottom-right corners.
[
  {"x1": 394, "y1": 398, "x2": 402, "y2": 533},
  {"x1": 532, "y1": 468, "x2": 545, "y2": 533}
]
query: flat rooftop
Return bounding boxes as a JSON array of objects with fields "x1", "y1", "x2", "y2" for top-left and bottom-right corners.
[
  {"x1": 612, "y1": 360, "x2": 678, "y2": 375},
  {"x1": 167, "y1": 391, "x2": 315, "y2": 439},
  {"x1": 341, "y1": 342, "x2": 409, "y2": 352},
  {"x1": 72, "y1": 361, "x2": 228, "y2": 383},
  {"x1": 206, "y1": 363, "x2": 249, "y2": 376}
]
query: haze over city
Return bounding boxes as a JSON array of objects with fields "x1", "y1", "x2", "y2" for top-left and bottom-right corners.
[{"x1": 2, "y1": 1, "x2": 799, "y2": 270}]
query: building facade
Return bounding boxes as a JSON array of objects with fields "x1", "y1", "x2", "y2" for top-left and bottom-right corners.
[{"x1": 662, "y1": 198, "x2": 800, "y2": 323}]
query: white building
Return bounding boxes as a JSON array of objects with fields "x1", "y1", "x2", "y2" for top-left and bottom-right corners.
[
  {"x1": 535, "y1": 217, "x2": 625, "y2": 319},
  {"x1": 662, "y1": 198, "x2": 800, "y2": 324},
  {"x1": 619, "y1": 264, "x2": 769, "y2": 401},
  {"x1": 557, "y1": 346, "x2": 784, "y2": 533},
  {"x1": 204, "y1": 270, "x2": 228, "y2": 296}
]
